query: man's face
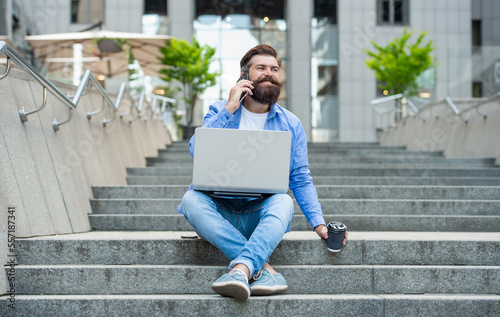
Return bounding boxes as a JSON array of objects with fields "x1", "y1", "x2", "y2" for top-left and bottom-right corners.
[{"x1": 247, "y1": 55, "x2": 282, "y2": 106}]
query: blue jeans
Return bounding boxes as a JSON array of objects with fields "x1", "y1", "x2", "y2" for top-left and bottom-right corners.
[{"x1": 181, "y1": 190, "x2": 294, "y2": 276}]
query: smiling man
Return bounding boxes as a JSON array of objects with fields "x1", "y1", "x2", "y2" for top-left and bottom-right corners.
[{"x1": 179, "y1": 44, "x2": 347, "y2": 301}]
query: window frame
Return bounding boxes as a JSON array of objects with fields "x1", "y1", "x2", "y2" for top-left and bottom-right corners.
[
  {"x1": 376, "y1": 0, "x2": 409, "y2": 26},
  {"x1": 70, "y1": 0, "x2": 105, "y2": 25}
]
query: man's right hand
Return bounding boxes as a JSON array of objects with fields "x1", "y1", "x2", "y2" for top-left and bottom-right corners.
[{"x1": 225, "y1": 79, "x2": 253, "y2": 114}]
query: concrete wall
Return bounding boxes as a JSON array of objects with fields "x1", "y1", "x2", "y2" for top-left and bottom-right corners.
[
  {"x1": 168, "y1": 0, "x2": 194, "y2": 41},
  {"x1": 0, "y1": 67, "x2": 171, "y2": 295},
  {"x1": 379, "y1": 97, "x2": 500, "y2": 165},
  {"x1": 287, "y1": 0, "x2": 313, "y2": 141},
  {"x1": 26, "y1": 0, "x2": 143, "y2": 34}
]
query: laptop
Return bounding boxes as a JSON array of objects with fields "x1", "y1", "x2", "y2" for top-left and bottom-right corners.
[{"x1": 192, "y1": 128, "x2": 292, "y2": 197}]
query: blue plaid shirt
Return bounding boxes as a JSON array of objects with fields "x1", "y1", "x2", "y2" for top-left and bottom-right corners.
[{"x1": 177, "y1": 100, "x2": 326, "y2": 231}]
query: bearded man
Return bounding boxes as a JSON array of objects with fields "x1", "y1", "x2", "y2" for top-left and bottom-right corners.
[{"x1": 178, "y1": 44, "x2": 347, "y2": 301}]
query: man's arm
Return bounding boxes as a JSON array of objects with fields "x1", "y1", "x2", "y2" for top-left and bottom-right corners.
[
  {"x1": 289, "y1": 122, "x2": 348, "y2": 244},
  {"x1": 188, "y1": 78, "x2": 253, "y2": 157},
  {"x1": 288, "y1": 123, "x2": 325, "y2": 232}
]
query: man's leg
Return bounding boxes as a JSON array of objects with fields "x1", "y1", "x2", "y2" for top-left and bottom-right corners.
[
  {"x1": 181, "y1": 190, "x2": 248, "y2": 261},
  {"x1": 181, "y1": 191, "x2": 294, "y2": 300},
  {"x1": 181, "y1": 190, "x2": 255, "y2": 300},
  {"x1": 229, "y1": 193, "x2": 294, "y2": 276}
]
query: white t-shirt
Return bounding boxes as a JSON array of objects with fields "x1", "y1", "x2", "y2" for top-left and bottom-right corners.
[{"x1": 239, "y1": 105, "x2": 268, "y2": 130}]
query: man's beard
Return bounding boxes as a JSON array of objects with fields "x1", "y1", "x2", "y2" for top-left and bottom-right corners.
[{"x1": 251, "y1": 76, "x2": 282, "y2": 106}]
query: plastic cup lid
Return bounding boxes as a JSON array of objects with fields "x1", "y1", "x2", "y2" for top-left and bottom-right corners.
[{"x1": 327, "y1": 222, "x2": 347, "y2": 231}]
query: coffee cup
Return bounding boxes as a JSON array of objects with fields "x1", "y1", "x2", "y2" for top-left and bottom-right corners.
[{"x1": 326, "y1": 222, "x2": 347, "y2": 252}]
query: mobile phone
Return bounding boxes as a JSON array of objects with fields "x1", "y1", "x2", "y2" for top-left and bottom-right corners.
[{"x1": 237, "y1": 70, "x2": 249, "y2": 102}]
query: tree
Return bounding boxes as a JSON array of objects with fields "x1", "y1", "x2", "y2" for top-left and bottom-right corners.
[
  {"x1": 158, "y1": 37, "x2": 220, "y2": 127},
  {"x1": 366, "y1": 28, "x2": 434, "y2": 120}
]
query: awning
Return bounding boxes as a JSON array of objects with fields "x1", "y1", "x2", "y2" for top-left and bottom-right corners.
[{"x1": 25, "y1": 30, "x2": 172, "y2": 78}]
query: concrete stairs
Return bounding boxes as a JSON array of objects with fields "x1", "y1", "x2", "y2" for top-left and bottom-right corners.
[{"x1": 2, "y1": 142, "x2": 500, "y2": 316}]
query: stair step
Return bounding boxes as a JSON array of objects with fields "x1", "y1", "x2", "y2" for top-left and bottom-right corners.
[
  {"x1": 126, "y1": 175, "x2": 500, "y2": 186},
  {"x1": 126, "y1": 166, "x2": 500, "y2": 177},
  {"x1": 88, "y1": 214, "x2": 500, "y2": 232},
  {"x1": 89, "y1": 198, "x2": 500, "y2": 215},
  {"x1": 147, "y1": 156, "x2": 496, "y2": 166},
  {"x1": 10, "y1": 264, "x2": 499, "y2": 295},
  {"x1": 148, "y1": 162, "x2": 496, "y2": 169},
  {"x1": 2, "y1": 294, "x2": 498, "y2": 317},
  {"x1": 159, "y1": 147, "x2": 443, "y2": 156},
  {"x1": 92, "y1": 185, "x2": 500, "y2": 200},
  {"x1": 15, "y1": 231, "x2": 500, "y2": 266}
]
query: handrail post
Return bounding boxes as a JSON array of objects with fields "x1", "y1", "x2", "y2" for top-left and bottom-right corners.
[
  {"x1": 102, "y1": 83, "x2": 125, "y2": 127},
  {"x1": 52, "y1": 108, "x2": 74, "y2": 131},
  {"x1": 19, "y1": 87, "x2": 47, "y2": 122},
  {"x1": 0, "y1": 56, "x2": 11, "y2": 80}
]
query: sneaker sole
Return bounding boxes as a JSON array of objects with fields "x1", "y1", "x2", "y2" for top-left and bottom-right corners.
[
  {"x1": 251, "y1": 284, "x2": 288, "y2": 296},
  {"x1": 211, "y1": 281, "x2": 251, "y2": 301}
]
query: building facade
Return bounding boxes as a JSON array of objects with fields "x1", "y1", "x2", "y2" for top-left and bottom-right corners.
[{"x1": 9, "y1": 0, "x2": 500, "y2": 142}]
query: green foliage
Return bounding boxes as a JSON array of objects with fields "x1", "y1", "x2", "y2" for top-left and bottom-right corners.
[
  {"x1": 366, "y1": 28, "x2": 434, "y2": 96},
  {"x1": 158, "y1": 37, "x2": 220, "y2": 126}
]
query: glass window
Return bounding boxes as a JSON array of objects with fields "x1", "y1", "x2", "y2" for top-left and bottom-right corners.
[
  {"x1": 145, "y1": 0, "x2": 167, "y2": 15},
  {"x1": 143, "y1": 0, "x2": 168, "y2": 34},
  {"x1": 311, "y1": 0, "x2": 338, "y2": 142},
  {"x1": 194, "y1": 0, "x2": 287, "y2": 111},
  {"x1": 377, "y1": 0, "x2": 409, "y2": 26},
  {"x1": 314, "y1": 0, "x2": 337, "y2": 25},
  {"x1": 71, "y1": 0, "x2": 105, "y2": 24}
]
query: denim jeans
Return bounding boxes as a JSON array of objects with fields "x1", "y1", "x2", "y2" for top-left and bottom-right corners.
[{"x1": 181, "y1": 190, "x2": 294, "y2": 276}]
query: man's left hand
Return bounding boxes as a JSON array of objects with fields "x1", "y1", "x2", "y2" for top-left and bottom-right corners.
[{"x1": 314, "y1": 224, "x2": 348, "y2": 246}]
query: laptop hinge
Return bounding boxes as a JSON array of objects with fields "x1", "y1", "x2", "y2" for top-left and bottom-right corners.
[{"x1": 211, "y1": 191, "x2": 265, "y2": 198}]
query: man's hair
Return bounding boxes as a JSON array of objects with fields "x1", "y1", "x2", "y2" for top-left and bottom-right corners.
[{"x1": 240, "y1": 44, "x2": 282, "y2": 71}]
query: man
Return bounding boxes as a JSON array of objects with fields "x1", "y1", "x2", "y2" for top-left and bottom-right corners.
[{"x1": 179, "y1": 44, "x2": 348, "y2": 301}]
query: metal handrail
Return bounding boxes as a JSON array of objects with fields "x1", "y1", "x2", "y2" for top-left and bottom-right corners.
[
  {"x1": 102, "y1": 83, "x2": 138, "y2": 126},
  {"x1": 1, "y1": 41, "x2": 167, "y2": 131},
  {"x1": 0, "y1": 41, "x2": 78, "y2": 130},
  {"x1": 459, "y1": 91, "x2": 500, "y2": 120},
  {"x1": 371, "y1": 87, "x2": 500, "y2": 130},
  {"x1": 0, "y1": 56, "x2": 11, "y2": 79},
  {"x1": 445, "y1": 97, "x2": 460, "y2": 115},
  {"x1": 369, "y1": 93, "x2": 404, "y2": 115},
  {"x1": 118, "y1": 84, "x2": 138, "y2": 118},
  {"x1": 74, "y1": 70, "x2": 116, "y2": 120},
  {"x1": 147, "y1": 94, "x2": 176, "y2": 121},
  {"x1": 128, "y1": 90, "x2": 152, "y2": 123}
]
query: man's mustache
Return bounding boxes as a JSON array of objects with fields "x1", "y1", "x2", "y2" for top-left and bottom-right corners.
[{"x1": 255, "y1": 76, "x2": 281, "y2": 86}]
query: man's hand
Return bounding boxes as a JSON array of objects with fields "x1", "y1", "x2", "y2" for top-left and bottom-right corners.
[
  {"x1": 314, "y1": 224, "x2": 328, "y2": 239},
  {"x1": 225, "y1": 79, "x2": 253, "y2": 114},
  {"x1": 315, "y1": 224, "x2": 348, "y2": 246}
]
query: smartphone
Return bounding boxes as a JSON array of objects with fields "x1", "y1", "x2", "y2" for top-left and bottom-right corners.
[{"x1": 237, "y1": 70, "x2": 249, "y2": 102}]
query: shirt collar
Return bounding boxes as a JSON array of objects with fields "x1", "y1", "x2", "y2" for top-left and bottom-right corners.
[{"x1": 267, "y1": 103, "x2": 279, "y2": 120}]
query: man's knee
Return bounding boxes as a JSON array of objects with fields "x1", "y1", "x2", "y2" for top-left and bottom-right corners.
[
  {"x1": 265, "y1": 194, "x2": 294, "y2": 217},
  {"x1": 181, "y1": 190, "x2": 207, "y2": 218}
]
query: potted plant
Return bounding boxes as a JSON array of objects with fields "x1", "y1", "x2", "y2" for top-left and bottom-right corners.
[{"x1": 158, "y1": 37, "x2": 220, "y2": 139}]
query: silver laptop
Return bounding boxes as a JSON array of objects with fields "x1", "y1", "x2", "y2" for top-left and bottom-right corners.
[{"x1": 192, "y1": 128, "x2": 292, "y2": 197}]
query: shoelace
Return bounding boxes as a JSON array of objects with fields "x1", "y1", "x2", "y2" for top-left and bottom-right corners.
[{"x1": 252, "y1": 269, "x2": 276, "y2": 282}]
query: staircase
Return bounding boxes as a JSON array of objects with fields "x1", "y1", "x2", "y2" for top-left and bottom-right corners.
[{"x1": 2, "y1": 142, "x2": 500, "y2": 316}]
